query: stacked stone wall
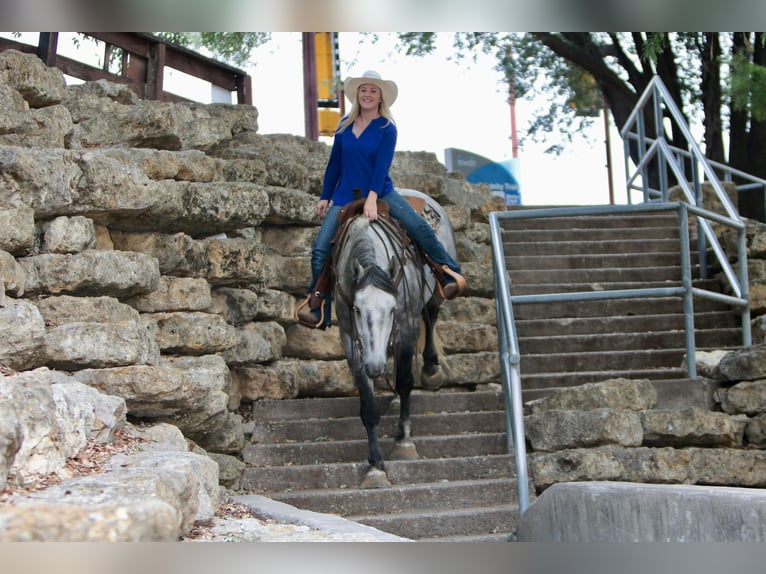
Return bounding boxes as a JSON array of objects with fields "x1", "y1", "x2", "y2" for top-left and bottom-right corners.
[{"x1": 0, "y1": 50, "x2": 503, "y2": 500}]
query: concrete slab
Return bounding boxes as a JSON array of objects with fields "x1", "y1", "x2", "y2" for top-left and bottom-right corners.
[
  {"x1": 516, "y1": 481, "x2": 766, "y2": 542},
  {"x1": 233, "y1": 494, "x2": 410, "y2": 542}
]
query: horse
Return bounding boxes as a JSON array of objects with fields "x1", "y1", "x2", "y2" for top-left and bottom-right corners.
[{"x1": 332, "y1": 188, "x2": 457, "y2": 488}]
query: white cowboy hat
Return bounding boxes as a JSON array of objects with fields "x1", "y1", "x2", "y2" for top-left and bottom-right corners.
[{"x1": 344, "y1": 70, "x2": 398, "y2": 106}]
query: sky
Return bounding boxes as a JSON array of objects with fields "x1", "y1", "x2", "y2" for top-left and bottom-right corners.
[
  {"x1": 4, "y1": 31, "x2": 628, "y2": 207},
  {"x1": 240, "y1": 32, "x2": 629, "y2": 207}
]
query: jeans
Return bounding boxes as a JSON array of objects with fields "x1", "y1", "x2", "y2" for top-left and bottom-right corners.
[{"x1": 308, "y1": 192, "x2": 462, "y2": 293}]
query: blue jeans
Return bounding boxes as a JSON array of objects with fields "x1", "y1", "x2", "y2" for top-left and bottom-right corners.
[{"x1": 308, "y1": 192, "x2": 461, "y2": 293}]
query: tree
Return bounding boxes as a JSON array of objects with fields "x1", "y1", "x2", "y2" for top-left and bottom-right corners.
[
  {"x1": 397, "y1": 32, "x2": 766, "y2": 181},
  {"x1": 154, "y1": 33, "x2": 270, "y2": 68}
]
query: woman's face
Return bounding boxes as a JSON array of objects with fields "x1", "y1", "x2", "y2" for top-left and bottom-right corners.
[{"x1": 357, "y1": 83, "x2": 382, "y2": 112}]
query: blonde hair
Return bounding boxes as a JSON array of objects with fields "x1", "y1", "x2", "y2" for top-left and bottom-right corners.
[{"x1": 336, "y1": 88, "x2": 395, "y2": 133}]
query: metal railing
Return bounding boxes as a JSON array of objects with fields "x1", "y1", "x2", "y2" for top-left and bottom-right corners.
[{"x1": 491, "y1": 75, "x2": 752, "y2": 515}]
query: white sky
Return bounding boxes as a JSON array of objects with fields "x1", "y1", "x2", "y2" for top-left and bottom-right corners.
[
  {"x1": 243, "y1": 32, "x2": 629, "y2": 206},
  {"x1": 4, "y1": 31, "x2": 629, "y2": 206}
]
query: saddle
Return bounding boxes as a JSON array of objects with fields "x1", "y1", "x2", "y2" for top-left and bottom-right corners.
[{"x1": 294, "y1": 196, "x2": 454, "y2": 329}]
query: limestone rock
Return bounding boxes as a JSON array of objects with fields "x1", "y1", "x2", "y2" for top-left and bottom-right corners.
[
  {"x1": 126, "y1": 276, "x2": 212, "y2": 313},
  {"x1": 0, "y1": 300, "x2": 47, "y2": 371},
  {"x1": 641, "y1": 407, "x2": 747, "y2": 447},
  {"x1": 526, "y1": 378, "x2": 658, "y2": 415},
  {"x1": 141, "y1": 311, "x2": 236, "y2": 355},
  {"x1": 207, "y1": 286, "x2": 259, "y2": 325},
  {"x1": 44, "y1": 320, "x2": 159, "y2": 369},
  {"x1": 720, "y1": 379, "x2": 766, "y2": 415},
  {"x1": 719, "y1": 344, "x2": 766, "y2": 381},
  {"x1": 0, "y1": 207, "x2": 35, "y2": 255},
  {"x1": 0, "y1": 49, "x2": 67, "y2": 107},
  {"x1": 222, "y1": 321, "x2": 286, "y2": 366},
  {"x1": 35, "y1": 215, "x2": 96, "y2": 254},
  {"x1": 525, "y1": 409, "x2": 643, "y2": 452},
  {"x1": 34, "y1": 295, "x2": 139, "y2": 326},
  {"x1": 0, "y1": 146, "x2": 79, "y2": 216},
  {"x1": 20, "y1": 250, "x2": 160, "y2": 299}
]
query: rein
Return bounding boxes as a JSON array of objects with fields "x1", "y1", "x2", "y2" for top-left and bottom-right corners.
[{"x1": 333, "y1": 212, "x2": 423, "y2": 387}]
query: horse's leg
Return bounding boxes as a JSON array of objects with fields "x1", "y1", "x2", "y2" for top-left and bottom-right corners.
[
  {"x1": 390, "y1": 345, "x2": 419, "y2": 461},
  {"x1": 420, "y1": 297, "x2": 445, "y2": 390},
  {"x1": 357, "y1": 376, "x2": 391, "y2": 489}
]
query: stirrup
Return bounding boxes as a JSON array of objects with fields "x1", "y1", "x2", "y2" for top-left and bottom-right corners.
[
  {"x1": 294, "y1": 295, "x2": 327, "y2": 329},
  {"x1": 440, "y1": 265, "x2": 467, "y2": 300}
]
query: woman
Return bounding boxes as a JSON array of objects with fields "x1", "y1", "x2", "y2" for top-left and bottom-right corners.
[{"x1": 297, "y1": 70, "x2": 466, "y2": 329}]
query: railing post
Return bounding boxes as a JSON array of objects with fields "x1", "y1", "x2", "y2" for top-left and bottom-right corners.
[
  {"x1": 738, "y1": 226, "x2": 753, "y2": 346},
  {"x1": 677, "y1": 204, "x2": 697, "y2": 377},
  {"x1": 146, "y1": 41, "x2": 165, "y2": 101},
  {"x1": 36, "y1": 32, "x2": 58, "y2": 67}
]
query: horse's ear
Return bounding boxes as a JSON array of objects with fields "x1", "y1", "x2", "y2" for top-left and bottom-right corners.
[
  {"x1": 353, "y1": 257, "x2": 365, "y2": 280},
  {"x1": 388, "y1": 256, "x2": 400, "y2": 280}
]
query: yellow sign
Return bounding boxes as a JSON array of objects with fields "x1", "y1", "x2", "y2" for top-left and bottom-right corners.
[
  {"x1": 315, "y1": 32, "x2": 338, "y2": 103},
  {"x1": 318, "y1": 108, "x2": 341, "y2": 136}
]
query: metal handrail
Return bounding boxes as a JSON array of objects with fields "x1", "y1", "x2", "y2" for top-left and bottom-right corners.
[
  {"x1": 490, "y1": 201, "x2": 750, "y2": 516},
  {"x1": 492, "y1": 76, "x2": 753, "y2": 516}
]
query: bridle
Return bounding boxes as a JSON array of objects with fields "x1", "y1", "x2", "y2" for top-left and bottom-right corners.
[{"x1": 333, "y1": 213, "x2": 423, "y2": 384}]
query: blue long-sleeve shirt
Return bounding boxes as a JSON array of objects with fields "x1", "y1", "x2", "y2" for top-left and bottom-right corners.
[{"x1": 320, "y1": 117, "x2": 397, "y2": 206}]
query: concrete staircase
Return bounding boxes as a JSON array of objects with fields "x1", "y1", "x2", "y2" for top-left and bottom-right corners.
[
  {"x1": 502, "y1": 209, "x2": 744, "y2": 401},
  {"x1": 241, "y1": 390, "x2": 519, "y2": 541},
  {"x1": 238, "y1": 208, "x2": 746, "y2": 542}
]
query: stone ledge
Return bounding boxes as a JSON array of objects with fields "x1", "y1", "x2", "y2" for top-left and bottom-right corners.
[{"x1": 516, "y1": 481, "x2": 766, "y2": 542}]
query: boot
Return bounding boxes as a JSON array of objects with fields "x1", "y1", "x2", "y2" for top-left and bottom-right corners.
[
  {"x1": 295, "y1": 294, "x2": 329, "y2": 329},
  {"x1": 441, "y1": 265, "x2": 467, "y2": 300}
]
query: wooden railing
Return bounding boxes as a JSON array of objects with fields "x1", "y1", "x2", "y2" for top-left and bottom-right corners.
[{"x1": 0, "y1": 32, "x2": 252, "y2": 105}]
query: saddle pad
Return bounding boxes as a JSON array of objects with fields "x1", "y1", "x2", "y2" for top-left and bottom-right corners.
[{"x1": 406, "y1": 196, "x2": 442, "y2": 232}]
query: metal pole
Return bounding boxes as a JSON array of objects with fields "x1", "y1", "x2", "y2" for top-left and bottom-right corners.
[
  {"x1": 302, "y1": 32, "x2": 319, "y2": 141},
  {"x1": 602, "y1": 96, "x2": 614, "y2": 205},
  {"x1": 507, "y1": 47, "x2": 519, "y2": 159}
]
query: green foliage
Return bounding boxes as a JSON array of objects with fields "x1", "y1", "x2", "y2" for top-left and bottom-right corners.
[
  {"x1": 730, "y1": 49, "x2": 766, "y2": 122},
  {"x1": 154, "y1": 32, "x2": 270, "y2": 68}
]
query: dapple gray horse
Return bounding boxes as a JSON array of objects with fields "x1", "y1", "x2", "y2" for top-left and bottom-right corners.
[{"x1": 333, "y1": 189, "x2": 458, "y2": 488}]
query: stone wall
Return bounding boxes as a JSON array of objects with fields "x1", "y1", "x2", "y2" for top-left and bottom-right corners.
[
  {"x1": 526, "y1": 346, "x2": 766, "y2": 493},
  {"x1": 0, "y1": 49, "x2": 503, "y2": 502}
]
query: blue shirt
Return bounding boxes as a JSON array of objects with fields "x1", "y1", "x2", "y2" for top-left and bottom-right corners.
[{"x1": 320, "y1": 116, "x2": 397, "y2": 206}]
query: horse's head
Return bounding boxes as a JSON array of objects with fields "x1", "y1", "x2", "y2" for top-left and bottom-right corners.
[{"x1": 351, "y1": 257, "x2": 399, "y2": 379}]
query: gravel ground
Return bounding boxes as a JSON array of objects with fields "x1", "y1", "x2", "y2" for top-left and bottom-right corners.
[{"x1": 182, "y1": 494, "x2": 410, "y2": 543}]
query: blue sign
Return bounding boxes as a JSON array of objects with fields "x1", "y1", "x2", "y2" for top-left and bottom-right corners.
[{"x1": 444, "y1": 148, "x2": 521, "y2": 206}]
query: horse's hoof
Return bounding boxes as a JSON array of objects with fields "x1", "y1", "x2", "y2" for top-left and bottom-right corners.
[
  {"x1": 360, "y1": 467, "x2": 391, "y2": 489},
  {"x1": 390, "y1": 440, "x2": 419, "y2": 460},
  {"x1": 420, "y1": 366, "x2": 444, "y2": 390},
  {"x1": 385, "y1": 396, "x2": 401, "y2": 415}
]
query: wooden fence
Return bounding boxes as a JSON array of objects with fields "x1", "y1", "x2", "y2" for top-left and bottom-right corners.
[{"x1": 0, "y1": 32, "x2": 252, "y2": 105}]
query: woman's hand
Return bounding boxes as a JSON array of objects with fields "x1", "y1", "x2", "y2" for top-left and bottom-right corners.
[
  {"x1": 317, "y1": 199, "x2": 330, "y2": 218},
  {"x1": 364, "y1": 193, "x2": 378, "y2": 221}
]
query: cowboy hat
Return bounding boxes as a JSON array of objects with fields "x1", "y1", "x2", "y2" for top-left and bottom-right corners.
[{"x1": 344, "y1": 70, "x2": 398, "y2": 106}]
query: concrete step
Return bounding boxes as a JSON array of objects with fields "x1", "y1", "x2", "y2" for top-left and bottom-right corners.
[
  {"x1": 521, "y1": 368, "x2": 686, "y2": 393},
  {"x1": 503, "y1": 237, "x2": 684, "y2": 256},
  {"x1": 268, "y1": 477, "x2": 517, "y2": 516},
  {"x1": 517, "y1": 328, "x2": 742, "y2": 354},
  {"x1": 506, "y1": 251, "x2": 686, "y2": 270},
  {"x1": 503, "y1": 226, "x2": 681, "y2": 242},
  {"x1": 522, "y1": 378, "x2": 722, "y2": 411},
  {"x1": 522, "y1": 348, "x2": 686, "y2": 374},
  {"x1": 515, "y1": 311, "x2": 738, "y2": 337},
  {"x1": 250, "y1": 390, "x2": 504, "y2": 422},
  {"x1": 250, "y1": 410, "x2": 506, "y2": 444},
  {"x1": 349, "y1": 503, "x2": 520, "y2": 540},
  {"x1": 513, "y1": 296, "x2": 733, "y2": 319},
  {"x1": 499, "y1": 212, "x2": 680, "y2": 232},
  {"x1": 508, "y1": 266, "x2": 685, "y2": 284},
  {"x1": 243, "y1": 432, "x2": 508, "y2": 467},
  {"x1": 240, "y1": 454, "x2": 515, "y2": 492}
]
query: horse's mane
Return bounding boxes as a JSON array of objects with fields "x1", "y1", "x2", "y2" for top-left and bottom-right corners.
[{"x1": 348, "y1": 220, "x2": 399, "y2": 296}]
